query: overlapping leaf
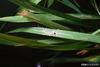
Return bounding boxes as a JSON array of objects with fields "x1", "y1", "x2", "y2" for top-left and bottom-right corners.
[
  {"x1": 0, "y1": 33, "x2": 92, "y2": 51},
  {"x1": 0, "y1": 33, "x2": 54, "y2": 47},
  {"x1": 8, "y1": 0, "x2": 81, "y2": 23},
  {"x1": 0, "y1": 16, "x2": 32, "y2": 22},
  {"x1": 30, "y1": 0, "x2": 41, "y2": 4},
  {"x1": 9, "y1": 27, "x2": 100, "y2": 44},
  {"x1": 47, "y1": 0, "x2": 54, "y2": 7}
]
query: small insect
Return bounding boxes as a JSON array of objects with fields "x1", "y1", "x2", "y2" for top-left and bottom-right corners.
[
  {"x1": 18, "y1": 10, "x2": 28, "y2": 16},
  {"x1": 94, "y1": 45, "x2": 100, "y2": 48},
  {"x1": 76, "y1": 50, "x2": 88, "y2": 55},
  {"x1": 76, "y1": 44, "x2": 100, "y2": 55},
  {"x1": 42, "y1": 29, "x2": 56, "y2": 36}
]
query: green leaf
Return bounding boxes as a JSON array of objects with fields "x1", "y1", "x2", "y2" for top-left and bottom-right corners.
[
  {"x1": 73, "y1": 0, "x2": 80, "y2": 8},
  {"x1": 9, "y1": 27, "x2": 100, "y2": 44},
  {"x1": 90, "y1": 0, "x2": 100, "y2": 15},
  {"x1": 28, "y1": 13, "x2": 96, "y2": 27},
  {"x1": 68, "y1": 14, "x2": 100, "y2": 20},
  {"x1": 0, "y1": 16, "x2": 33, "y2": 23},
  {"x1": 0, "y1": 33, "x2": 92, "y2": 51},
  {"x1": 8, "y1": 0, "x2": 81, "y2": 23},
  {"x1": 85, "y1": 55, "x2": 100, "y2": 62},
  {"x1": 92, "y1": 28, "x2": 100, "y2": 35},
  {"x1": 30, "y1": 0, "x2": 41, "y2": 4},
  {"x1": 37, "y1": 39, "x2": 65, "y2": 45},
  {"x1": 47, "y1": 0, "x2": 54, "y2": 7},
  {"x1": 0, "y1": 33, "x2": 54, "y2": 47},
  {"x1": 27, "y1": 12, "x2": 72, "y2": 30}
]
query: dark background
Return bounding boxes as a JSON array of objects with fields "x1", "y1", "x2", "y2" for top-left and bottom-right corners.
[{"x1": 0, "y1": 0, "x2": 33, "y2": 67}]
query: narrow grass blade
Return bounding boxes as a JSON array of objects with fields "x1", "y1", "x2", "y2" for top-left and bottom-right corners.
[
  {"x1": 9, "y1": 0, "x2": 82, "y2": 23},
  {"x1": 92, "y1": 28, "x2": 100, "y2": 35},
  {"x1": 0, "y1": 16, "x2": 33, "y2": 22},
  {"x1": 37, "y1": 39, "x2": 65, "y2": 45},
  {"x1": 90, "y1": 0, "x2": 100, "y2": 15},
  {"x1": 47, "y1": 0, "x2": 54, "y2": 7},
  {"x1": 30, "y1": 0, "x2": 41, "y2": 4},
  {"x1": 73, "y1": 0, "x2": 80, "y2": 8},
  {"x1": 0, "y1": 33, "x2": 54, "y2": 47},
  {"x1": 0, "y1": 33, "x2": 92, "y2": 51},
  {"x1": 9, "y1": 27, "x2": 100, "y2": 44},
  {"x1": 27, "y1": 12, "x2": 72, "y2": 30}
]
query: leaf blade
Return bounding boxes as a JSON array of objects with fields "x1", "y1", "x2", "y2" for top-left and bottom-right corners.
[{"x1": 9, "y1": 27, "x2": 100, "y2": 44}]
